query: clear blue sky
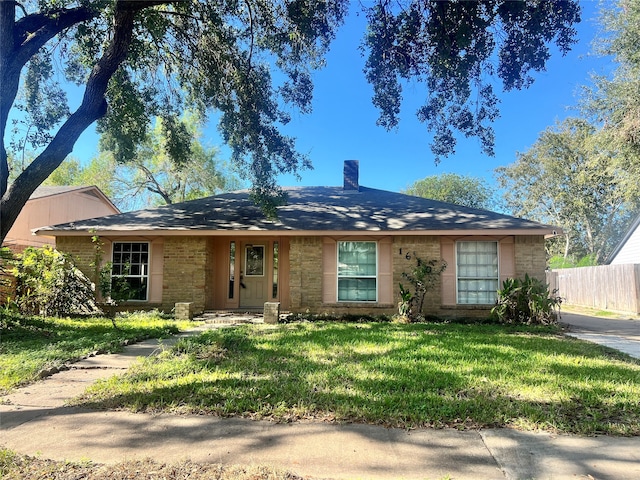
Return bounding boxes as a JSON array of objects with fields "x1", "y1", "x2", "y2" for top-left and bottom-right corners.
[{"x1": 72, "y1": 0, "x2": 611, "y2": 194}]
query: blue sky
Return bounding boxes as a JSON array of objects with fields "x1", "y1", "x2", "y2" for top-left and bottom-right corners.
[{"x1": 72, "y1": 0, "x2": 611, "y2": 195}]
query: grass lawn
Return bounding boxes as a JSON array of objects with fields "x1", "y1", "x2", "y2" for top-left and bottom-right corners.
[
  {"x1": 0, "y1": 312, "x2": 194, "y2": 393},
  {"x1": 74, "y1": 321, "x2": 640, "y2": 436}
]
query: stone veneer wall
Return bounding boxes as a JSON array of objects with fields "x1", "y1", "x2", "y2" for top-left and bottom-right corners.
[
  {"x1": 162, "y1": 237, "x2": 208, "y2": 313},
  {"x1": 288, "y1": 236, "x2": 323, "y2": 311},
  {"x1": 393, "y1": 236, "x2": 442, "y2": 314},
  {"x1": 514, "y1": 235, "x2": 546, "y2": 282}
]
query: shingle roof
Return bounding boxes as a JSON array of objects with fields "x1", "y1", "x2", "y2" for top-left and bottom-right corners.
[
  {"x1": 29, "y1": 185, "x2": 90, "y2": 199},
  {"x1": 36, "y1": 186, "x2": 557, "y2": 235}
]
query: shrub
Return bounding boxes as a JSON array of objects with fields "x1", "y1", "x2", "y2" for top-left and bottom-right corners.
[
  {"x1": 491, "y1": 274, "x2": 561, "y2": 325},
  {"x1": 398, "y1": 255, "x2": 447, "y2": 321},
  {"x1": 12, "y1": 246, "x2": 100, "y2": 317}
]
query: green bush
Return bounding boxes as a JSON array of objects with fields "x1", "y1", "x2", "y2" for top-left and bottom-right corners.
[
  {"x1": 12, "y1": 246, "x2": 99, "y2": 317},
  {"x1": 399, "y1": 255, "x2": 447, "y2": 321},
  {"x1": 491, "y1": 274, "x2": 561, "y2": 325}
]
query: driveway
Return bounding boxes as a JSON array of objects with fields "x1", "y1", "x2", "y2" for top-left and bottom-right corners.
[{"x1": 560, "y1": 311, "x2": 640, "y2": 359}]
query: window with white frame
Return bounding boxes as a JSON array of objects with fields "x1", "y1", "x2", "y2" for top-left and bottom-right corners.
[
  {"x1": 111, "y1": 242, "x2": 149, "y2": 301},
  {"x1": 337, "y1": 241, "x2": 377, "y2": 302},
  {"x1": 456, "y1": 241, "x2": 498, "y2": 304}
]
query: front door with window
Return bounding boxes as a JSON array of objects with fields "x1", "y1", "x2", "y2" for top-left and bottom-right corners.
[{"x1": 240, "y1": 243, "x2": 268, "y2": 308}]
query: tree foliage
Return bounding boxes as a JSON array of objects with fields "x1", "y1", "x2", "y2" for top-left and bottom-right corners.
[
  {"x1": 404, "y1": 173, "x2": 495, "y2": 210},
  {"x1": 43, "y1": 117, "x2": 241, "y2": 210},
  {"x1": 583, "y1": 0, "x2": 640, "y2": 158},
  {"x1": 495, "y1": 118, "x2": 639, "y2": 263},
  {"x1": 1, "y1": 0, "x2": 581, "y2": 243},
  {"x1": 364, "y1": 0, "x2": 580, "y2": 162},
  {"x1": 107, "y1": 116, "x2": 241, "y2": 208},
  {"x1": 11, "y1": 246, "x2": 99, "y2": 317}
]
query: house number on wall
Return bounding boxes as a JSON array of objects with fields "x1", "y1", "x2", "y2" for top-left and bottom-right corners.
[{"x1": 399, "y1": 248, "x2": 413, "y2": 260}]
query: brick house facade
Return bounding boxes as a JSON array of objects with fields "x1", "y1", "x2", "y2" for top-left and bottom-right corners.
[{"x1": 40, "y1": 162, "x2": 556, "y2": 318}]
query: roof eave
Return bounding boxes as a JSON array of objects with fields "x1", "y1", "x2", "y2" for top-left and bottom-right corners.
[{"x1": 37, "y1": 227, "x2": 561, "y2": 237}]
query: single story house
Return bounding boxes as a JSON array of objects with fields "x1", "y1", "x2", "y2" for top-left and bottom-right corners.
[
  {"x1": 3, "y1": 185, "x2": 119, "y2": 253},
  {"x1": 606, "y1": 212, "x2": 640, "y2": 265},
  {"x1": 37, "y1": 161, "x2": 558, "y2": 318}
]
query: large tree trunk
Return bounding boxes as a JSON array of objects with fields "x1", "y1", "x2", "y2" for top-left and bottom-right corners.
[{"x1": 0, "y1": 3, "x2": 140, "y2": 243}]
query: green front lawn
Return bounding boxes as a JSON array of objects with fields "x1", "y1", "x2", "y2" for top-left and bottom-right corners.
[
  {"x1": 0, "y1": 312, "x2": 194, "y2": 393},
  {"x1": 75, "y1": 322, "x2": 640, "y2": 435}
]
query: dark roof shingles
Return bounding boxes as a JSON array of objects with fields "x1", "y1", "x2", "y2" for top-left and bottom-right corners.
[{"x1": 38, "y1": 186, "x2": 553, "y2": 233}]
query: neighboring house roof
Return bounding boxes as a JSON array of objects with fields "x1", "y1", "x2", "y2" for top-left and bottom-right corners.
[
  {"x1": 29, "y1": 185, "x2": 119, "y2": 212},
  {"x1": 605, "y1": 212, "x2": 640, "y2": 264},
  {"x1": 37, "y1": 186, "x2": 558, "y2": 237}
]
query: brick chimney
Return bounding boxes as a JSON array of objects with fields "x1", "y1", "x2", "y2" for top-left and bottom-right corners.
[{"x1": 343, "y1": 160, "x2": 359, "y2": 191}]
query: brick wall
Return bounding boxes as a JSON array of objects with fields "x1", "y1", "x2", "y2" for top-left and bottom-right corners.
[
  {"x1": 162, "y1": 237, "x2": 208, "y2": 313},
  {"x1": 514, "y1": 235, "x2": 546, "y2": 281},
  {"x1": 288, "y1": 236, "x2": 323, "y2": 310},
  {"x1": 392, "y1": 236, "x2": 443, "y2": 314},
  {"x1": 289, "y1": 235, "x2": 447, "y2": 316},
  {"x1": 56, "y1": 236, "x2": 96, "y2": 278}
]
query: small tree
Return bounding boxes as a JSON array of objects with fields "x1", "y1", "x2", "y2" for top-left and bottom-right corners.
[{"x1": 398, "y1": 254, "x2": 447, "y2": 322}]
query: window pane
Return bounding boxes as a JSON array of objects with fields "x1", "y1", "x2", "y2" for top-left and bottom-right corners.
[
  {"x1": 245, "y1": 245, "x2": 264, "y2": 276},
  {"x1": 111, "y1": 242, "x2": 149, "y2": 301},
  {"x1": 457, "y1": 241, "x2": 498, "y2": 304},
  {"x1": 338, "y1": 242, "x2": 376, "y2": 277},
  {"x1": 272, "y1": 242, "x2": 279, "y2": 298},
  {"x1": 338, "y1": 278, "x2": 377, "y2": 301},
  {"x1": 337, "y1": 241, "x2": 377, "y2": 302},
  {"x1": 229, "y1": 242, "x2": 235, "y2": 299}
]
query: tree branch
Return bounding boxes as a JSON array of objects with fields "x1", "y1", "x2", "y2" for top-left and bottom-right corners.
[{"x1": 1, "y1": 1, "x2": 140, "y2": 240}]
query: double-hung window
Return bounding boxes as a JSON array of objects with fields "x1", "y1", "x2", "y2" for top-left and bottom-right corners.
[
  {"x1": 111, "y1": 242, "x2": 149, "y2": 301},
  {"x1": 457, "y1": 241, "x2": 498, "y2": 304},
  {"x1": 337, "y1": 241, "x2": 377, "y2": 302}
]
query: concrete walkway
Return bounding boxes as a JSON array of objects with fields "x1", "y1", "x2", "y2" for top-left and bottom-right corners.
[
  {"x1": 560, "y1": 312, "x2": 640, "y2": 359},
  {"x1": 2, "y1": 316, "x2": 640, "y2": 479}
]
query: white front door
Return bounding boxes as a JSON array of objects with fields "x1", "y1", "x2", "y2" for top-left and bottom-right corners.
[{"x1": 240, "y1": 243, "x2": 268, "y2": 308}]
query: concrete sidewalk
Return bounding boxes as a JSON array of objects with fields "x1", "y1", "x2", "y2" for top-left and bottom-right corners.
[
  {"x1": 560, "y1": 312, "x2": 640, "y2": 359},
  {"x1": 2, "y1": 319, "x2": 640, "y2": 480}
]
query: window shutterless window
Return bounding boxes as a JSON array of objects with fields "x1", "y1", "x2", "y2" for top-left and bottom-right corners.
[
  {"x1": 456, "y1": 241, "x2": 498, "y2": 304},
  {"x1": 111, "y1": 242, "x2": 149, "y2": 301},
  {"x1": 337, "y1": 241, "x2": 377, "y2": 302}
]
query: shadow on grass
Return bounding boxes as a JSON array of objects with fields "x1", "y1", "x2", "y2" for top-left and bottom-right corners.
[
  {"x1": 0, "y1": 314, "x2": 182, "y2": 392},
  {"x1": 74, "y1": 322, "x2": 640, "y2": 435}
]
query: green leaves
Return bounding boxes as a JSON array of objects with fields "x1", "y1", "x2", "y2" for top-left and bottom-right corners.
[
  {"x1": 491, "y1": 274, "x2": 562, "y2": 325},
  {"x1": 11, "y1": 246, "x2": 99, "y2": 317},
  {"x1": 495, "y1": 117, "x2": 640, "y2": 262},
  {"x1": 362, "y1": 0, "x2": 580, "y2": 162},
  {"x1": 404, "y1": 173, "x2": 495, "y2": 210}
]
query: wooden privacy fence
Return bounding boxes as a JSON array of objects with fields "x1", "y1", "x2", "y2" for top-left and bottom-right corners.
[{"x1": 546, "y1": 264, "x2": 640, "y2": 315}]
